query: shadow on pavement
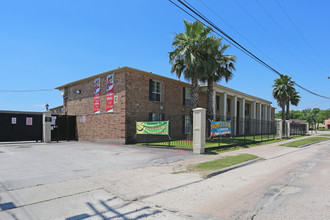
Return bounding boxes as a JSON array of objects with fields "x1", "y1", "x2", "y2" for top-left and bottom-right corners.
[{"x1": 66, "y1": 197, "x2": 161, "y2": 220}]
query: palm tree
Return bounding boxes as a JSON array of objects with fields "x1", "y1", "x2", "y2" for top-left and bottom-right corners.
[
  {"x1": 286, "y1": 90, "x2": 300, "y2": 120},
  {"x1": 200, "y1": 42, "x2": 236, "y2": 119},
  {"x1": 169, "y1": 20, "x2": 214, "y2": 109},
  {"x1": 272, "y1": 75, "x2": 295, "y2": 133}
]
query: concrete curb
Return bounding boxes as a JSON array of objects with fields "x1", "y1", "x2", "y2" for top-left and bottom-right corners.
[
  {"x1": 205, "y1": 158, "x2": 263, "y2": 179},
  {"x1": 298, "y1": 139, "x2": 330, "y2": 148}
]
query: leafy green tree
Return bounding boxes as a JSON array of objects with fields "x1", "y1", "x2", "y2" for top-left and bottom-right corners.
[
  {"x1": 316, "y1": 109, "x2": 330, "y2": 128},
  {"x1": 169, "y1": 20, "x2": 214, "y2": 109},
  {"x1": 275, "y1": 111, "x2": 282, "y2": 119},
  {"x1": 301, "y1": 108, "x2": 320, "y2": 129},
  {"x1": 290, "y1": 110, "x2": 303, "y2": 119}
]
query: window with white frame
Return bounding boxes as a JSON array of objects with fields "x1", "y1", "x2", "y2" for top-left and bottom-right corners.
[{"x1": 149, "y1": 79, "x2": 162, "y2": 102}]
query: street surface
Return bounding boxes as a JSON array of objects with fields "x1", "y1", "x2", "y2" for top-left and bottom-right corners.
[{"x1": 0, "y1": 135, "x2": 329, "y2": 219}]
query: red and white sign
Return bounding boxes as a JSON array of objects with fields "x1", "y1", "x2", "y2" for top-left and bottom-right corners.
[
  {"x1": 26, "y1": 117, "x2": 33, "y2": 126},
  {"x1": 106, "y1": 74, "x2": 114, "y2": 113},
  {"x1": 94, "y1": 78, "x2": 101, "y2": 114}
]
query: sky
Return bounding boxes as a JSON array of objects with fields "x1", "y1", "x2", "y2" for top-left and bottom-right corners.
[{"x1": 0, "y1": 0, "x2": 329, "y2": 112}]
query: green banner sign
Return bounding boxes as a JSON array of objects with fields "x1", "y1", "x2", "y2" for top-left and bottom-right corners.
[{"x1": 136, "y1": 121, "x2": 169, "y2": 135}]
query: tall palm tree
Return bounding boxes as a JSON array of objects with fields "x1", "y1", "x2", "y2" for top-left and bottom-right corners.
[
  {"x1": 169, "y1": 20, "x2": 214, "y2": 109},
  {"x1": 200, "y1": 42, "x2": 236, "y2": 119},
  {"x1": 286, "y1": 90, "x2": 300, "y2": 120},
  {"x1": 272, "y1": 75, "x2": 294, "y2": 132}
]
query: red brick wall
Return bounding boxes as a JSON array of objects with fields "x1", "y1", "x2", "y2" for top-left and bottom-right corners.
[
  {"x1": 63, "y1": 69, "x2": 211, "y2": 144},
  {"x1": 125, "y1": 71, "x2": 192, "y2": 117},
  {"x1": 65, "y1": 72, "x2": 127, "y2": 143}
]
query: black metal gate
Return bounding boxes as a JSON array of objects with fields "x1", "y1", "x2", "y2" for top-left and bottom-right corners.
[
  {"x1": 51, "y1": 115, "x2": 77, "y2": 141},
  {"x1": 0, "y1": 111, "x2": 42, "y2": 142}
]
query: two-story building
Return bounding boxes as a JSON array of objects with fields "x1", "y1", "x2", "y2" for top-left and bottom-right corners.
[{"x1": 55, "y1": 66, "x2": 275, "y2": 144}]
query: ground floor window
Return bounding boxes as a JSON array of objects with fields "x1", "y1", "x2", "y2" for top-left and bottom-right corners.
[
  {"x1": 184, "y1": 115, "x2": 191, "y2": 134},
  {"x1": 149, "y1": 113, "x2": 164, "y2": 121}
]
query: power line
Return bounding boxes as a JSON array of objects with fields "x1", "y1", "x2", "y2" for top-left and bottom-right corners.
[
  {"x1": 255, "y1": 0, "x2": 325, "y2": 71},
  {"x1": 275, "y1": 0, "x2": 330, "y2": 70},
  {"x1": 233, "y1": 0, "x2": 321, "y2": 74},
  {"x1": 197, "y1": 0, "x2": 288, "y2": 73},
  {"x1": 169, "y1": 0, "x2": 330, "y2": 100},
  {"x1": 0, "y1": 89, "x2": 54, "y2": 93}
]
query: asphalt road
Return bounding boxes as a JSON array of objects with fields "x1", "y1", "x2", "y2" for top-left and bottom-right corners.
[
  {"x1": 0, "y1": 137, "x2": 330, "y2": 219},
  {"x1": 143, "y1": 139, "x2": 330, "y2": 219}
]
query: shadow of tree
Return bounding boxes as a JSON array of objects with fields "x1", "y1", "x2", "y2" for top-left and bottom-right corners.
[{"x1": 66, "y1": 197, "x2": 161, "y2": 220}]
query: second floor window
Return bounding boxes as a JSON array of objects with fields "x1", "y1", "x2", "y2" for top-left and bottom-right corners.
[
  {"x1": 183, "y1": 87, "x2": 191, "y2": 106},
  {"x1": 149, "y1": 79, "x2": 162, "y2": 102}
]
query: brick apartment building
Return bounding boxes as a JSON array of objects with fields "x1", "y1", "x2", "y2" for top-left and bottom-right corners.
[{"x1": 55, "y1": 66, "x2": 275, "y2": 144}]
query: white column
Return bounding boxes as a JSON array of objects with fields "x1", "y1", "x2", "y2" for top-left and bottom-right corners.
[
  {"x1": 250, "y1": 101, "x2": 256, "y2": 134},
  {"x1": 212, "y1": 91, "x2": 216, "y2": 120},
  {"x1": 219, "y1": 92, "x2": 227, "y2": 120},
  {"x1": 239, "y1": 98, "x2": 245, "y2": 135},
  {"x1": 276, "y1": 119, "x2": 282, "y2": 139},
  {"x1": 43, "y1": 111, "x2": 52, "y2": 143},
  {"x1": 193, "y1": 108, "x2": 206, "y2": 154},
  {"x1": 231, "y1": 96, "x2": 237, "y2": 135},
  {"x1": 257, "y1": 103, "x2": 262, "y2": 134}
]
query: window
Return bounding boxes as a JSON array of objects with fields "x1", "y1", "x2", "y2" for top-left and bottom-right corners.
[
  {"x1": 184, "y1": 115, "x2": 191, "y2": 134},
  {"x1": 245, "y1": 103, "x2": 250, "y2": 116},
  {"x1": 149, "y1": 79, "x2": 162, "y2": 102},
  {"x1": 183, "y1": 87, "x2": 191, "y2": 106},
  {"x1": 216, "y1": 96, "x2": 220, "y2": 111},
  {"x1": 227, "y1": 98, "x2": 231, "y2": 113},
  {"x1": 149, "y1": 113, "x2": 164, "y2": 121}
]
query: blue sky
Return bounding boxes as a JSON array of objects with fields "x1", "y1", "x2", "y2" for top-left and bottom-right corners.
[{"x1": 1, "y1": 0, "x2": 329, "y2": 112}]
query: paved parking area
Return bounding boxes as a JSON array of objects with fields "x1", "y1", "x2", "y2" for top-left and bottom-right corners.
[{"x1": 0, "y1": 141, "x2": 197, "y2": 192}]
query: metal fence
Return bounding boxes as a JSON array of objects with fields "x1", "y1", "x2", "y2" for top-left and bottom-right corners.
[
  {"x1": 0, "y1": 112, "x2": 43, "y2": 142},
  {"x1": 290, "y1": 123, "x2": 307, "y2": 137},
  {"x1": 51, "y1": 115, "x2": 77, "y2": 142},
  {"x1": 205, "y1": 114, "x2": 276, "y2": 152},
  {"x1": 126, "y1": 113, "x2": 193, "y2": 148}
]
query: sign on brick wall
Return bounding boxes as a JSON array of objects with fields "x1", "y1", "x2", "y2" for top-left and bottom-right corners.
[
  {"x1": 106, "y1": 74, "x2": 114, "y2": 113},
  {"x1": 94, "y1": 78, "x2": 101, "y2": 114},
  {"x1": 136, "y1": 121, "x2": 169, "y2": 135}
]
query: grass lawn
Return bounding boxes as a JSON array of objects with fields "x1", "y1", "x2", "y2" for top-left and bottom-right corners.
[
  {"x1": 208, "y1": 138, "x2": 285, "y2": 154},
  {"x1": 191, "y1": 154, "x2": 259, "y2": 177},
  {"x1": 319, "y1": 134, "x2": 330, "y2": 137},
  {"x1": 280, "y1": 137, "x2": 329, "y2": 147}
]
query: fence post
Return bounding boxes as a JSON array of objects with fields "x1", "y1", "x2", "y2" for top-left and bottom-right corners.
[
  {"x1": 193, "y1": 108, "x2": 206, "y2": 154},
  {"x1": 43, "y1": 111, "x2": 52, "y2": 143},
  {"x1": 286, "y1": 121, "x2": 291, "y2": 138},
  {"x1": 276, "y1": 119, "x2": 282, "y2": 139}
]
